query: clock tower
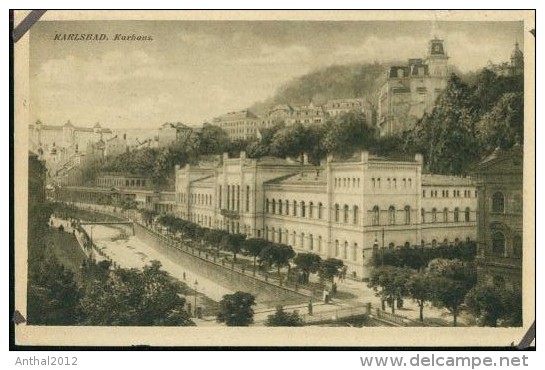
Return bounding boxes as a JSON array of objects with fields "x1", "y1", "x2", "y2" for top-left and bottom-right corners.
[{"x1": 426, "y1": 38, "x2": 449, "y2": 77}]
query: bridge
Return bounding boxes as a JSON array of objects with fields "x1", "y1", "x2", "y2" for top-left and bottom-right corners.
[{"x1": 80, "y1": 220, "x2": 135, "y2": 236}]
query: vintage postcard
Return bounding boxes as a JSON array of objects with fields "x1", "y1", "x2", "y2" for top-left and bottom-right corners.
[{"x1": 13, "y1": 10, "x2": 535, "y2": 347}]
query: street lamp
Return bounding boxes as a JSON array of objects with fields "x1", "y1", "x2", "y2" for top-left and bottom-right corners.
[{"x1": 193, "y1": 280, "x2": 199, "y2": 318}]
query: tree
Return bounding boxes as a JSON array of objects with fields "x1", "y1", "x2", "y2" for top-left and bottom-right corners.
[
  {"x1": 477, "y1": 92, "x2": 523, "y2": 152},
  {"x1": 242, "y1": 238, "x2": 269, "y2": 272},
  {"x1": 27, "y1": 253, "x2": 83, "y2": 325},
  {"x1": 80, "y1": 260, "x2": 194, "y2": 326},
  {"x1": 405, "y1": 74, "x2": 481, "y2": 175},
  {"x1": 465, "y1": 285, "x2": 522, "y2": 327},
  {"x1": 406, "y1": 270, "x2": 434, "y2": 322},
  {"x1": 427, "y1": 258, "x2": 477, "y2": 326},
  {"x1": 318, "y1": 258, "x2": 344, "y2": 284},
  {"x1": 465, "y1": 284, "x2": 505, "y2": 327},
  {"x1": 259, "y1": 243, "x2": 295, "y2": 280},
  {"x1": 197, "y1": 123, "x2": 230, "y2": 155},
  {"x1": 216, "y1": 291, "x2": 256, "y2": 326},
  {"x1": 320, "y1": 111, "x2": 377, "y2": 157},
  {"x1": 266, "y1": 306, "x2": 304, "y2": 327},
  {"x1": 220, "y1": 233, "x2": 246, "y2": 261},
  {"x1": 293, "y1": 253, "x2": 322, "y2": 284},
  {"x1": 205, "y1": 229, "x2": 227, "y2": 255},
  {"x1": 368, "y1": 266, "x2": 412, "y2": 314}
]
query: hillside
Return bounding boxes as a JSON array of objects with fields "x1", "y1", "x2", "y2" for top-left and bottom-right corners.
[{"x1": 249, "y1": 62, "x2": 389, "y2": 114}]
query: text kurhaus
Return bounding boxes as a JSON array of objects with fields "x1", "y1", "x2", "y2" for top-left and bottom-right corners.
[{"x1": 53, "y1": 33, "x2": 153, "y2": 41}]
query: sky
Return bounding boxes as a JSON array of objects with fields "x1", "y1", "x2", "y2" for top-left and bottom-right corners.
[{"x1": 30, "y1": 20, "x2": 524, "y2": 130}]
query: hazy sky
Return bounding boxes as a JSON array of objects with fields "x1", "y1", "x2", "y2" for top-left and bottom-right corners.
[{"x1": 30, "y1": 20, "x2": 524, "y2": 129}]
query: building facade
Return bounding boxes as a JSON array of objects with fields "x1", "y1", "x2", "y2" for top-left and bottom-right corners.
[
  {"x1": 211, "y1": 110, "x2": 260, "y2": 141},
  {"x1": 377, "y1": 38, "x2": 449, "y2": 136},
  {"x1": 175, "y1": 151, "x2": 477, "y2": 279},
  {"x1": 474, "y1": 146, "x2": 523, "y2": 291}
]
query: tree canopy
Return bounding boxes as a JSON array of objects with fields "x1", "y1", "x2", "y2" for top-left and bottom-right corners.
[{"x1": 216, "y1": 291, "x2": 256, "y2": 326}]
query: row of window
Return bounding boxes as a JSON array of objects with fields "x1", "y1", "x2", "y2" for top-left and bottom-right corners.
[
  {"x1": 371, "y1": 177, "x2": 413, "y2": 189},
  {"x1": 97, "y1": 177, "x2": 147, "y2": 188},
  {"x1": 220, "y1": 185, "x2": 251, "y2": 212},
  {"x1": 423, "y1": 189, "x2": 476, "y2": 198},
  {"x1": 179, "y1": 192, "x2": 213, "y2": 206},
  {"x1": 335, "y1": 177, "x2": 361, "y2": 189}
]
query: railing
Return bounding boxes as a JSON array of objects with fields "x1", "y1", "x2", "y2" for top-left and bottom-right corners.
[{"x1": 300, "y1": 305, "x2": 369, "y2": 325}]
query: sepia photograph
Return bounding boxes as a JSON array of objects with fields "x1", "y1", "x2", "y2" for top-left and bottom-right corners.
[{"x1": 12, "y1": 9, "x2": 535, "y2": 348}]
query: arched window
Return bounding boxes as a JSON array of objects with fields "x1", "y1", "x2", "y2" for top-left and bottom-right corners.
[
  {"x1": 443, "y1": 208, "x2": 448, "y2": 223},
  {"x1": 353, "y1": 243, "x2": 358, "y2": 261},
  {"x1": 318, "y1": 203, "x2": 323, "y2": 219},
  {"x1": 343, "y1": 241, "x2": 348, "y2": 259},
  {"x1": 465, "y1": 207, "x2": 470, "y2": 222},
  {"x1": 421, "y1": 208, "x2": 425, "y2": 223},
  {"x1": 309, "y1": 202, "x2": 314, "y2": 218},
  {"x1": 309, "y1": 234, "x2": 314, "y2": 251},
  {"x1": 432, "y1": 208, "x2": 437, "y2": 223},
  {"x1": 266, "y1": 199, "x2": 270, "y2": 213},
  {"x1": 343, "y1": 205, "x2": 349, "y2": 223},
  {"x1": 285, "y1": 200, "x2": 290, "y2": 215},
  {"x1": 513, "y1": 234, "x2": 522, "y2": 258},
  {"x1": 265, "y1": 226, "x2": 269, "y2": 240},
  {"x1": 335, "y1": 240, "x2": 339, "y2": 257},
  {"x1": 431, "y1": 239, "x2": 437, "y2": 247},
  {"x1": 271, "y1": 227, "x2": 275, "y2": 242},
  {"x1": 335, "y1": 204, "x2": 340, "y2": 222},
  {"x1": 293, "y1": 200, "x2": 297, "y2": 216},
  {"x1": 318, "y1": 236, "x2": 322, "y2": 252},
  {"x1": 272, "y1": 199, "x2": 276, "y2": 214},
  {"x1": 492, "y1": 232, "x2": 506, "y2": 256},
  {"x1": 300, "y1": 233, "x2": 305, "y2": 249},
  {"x1": 278, "y1": 199, "x2": 282, "y2": 214},
  {"x1": 492, "y1": 192, "x2": 505, "y2": 213},
  {"x1": 301, "y1": 201, "x2": 306, "y2": 217},
  {"x1": 292, "y1": 231, "x2": 296, "y2": 246},
  {"x1": 353, "y1": 205, "x2": 359, "y2": 225},
  {"x1": 388, "y1": 206, "x2": 396, "y2": 225},
  {"x1": 404, "y1": 206, "x2": 411, "y2": 225},
  {"x1": 454, "y1": 207, "x2": 460, "y2": 222},
  {"x1": 372, "y1": 206, "x2": 380, "y2": 226},
  {"x1": 278, "y1": 228, "x2": 282, "y2": 243},
  {"x1": 388, "y1": 242, "x2": 395, "y2": 249}
]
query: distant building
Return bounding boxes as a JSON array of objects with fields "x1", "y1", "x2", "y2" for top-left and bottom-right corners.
[
  {"x1": 377, "y1": 38, "x2": 449, "y2": 136},
  {"x1": 324, "y1": 97, "x2": 374, "y2": 124},
  {"x1": 157, "y1": 122, "x2": 194, "y2": 147},
  {"x1": 105, "y1": 134, "x2": 128, "y2": 158},
  {"x1": 285, "y1": 102, "x2": 326, "y2": 126},
  {"x1": 212, "y1": 110, "x2": 259, "y2": 141},
  {"x1": 487, "y1": 42, "x2": 524, "y2": 77},
  {"x1": 474, "y1": 146, "x2": 523, "y2": 291},
  {"x1": 29, "y1": 120, "x2": 113, "y2": 156},
  {"x1": 174, "y1": 150, "x2": 477, "y2": 278}
]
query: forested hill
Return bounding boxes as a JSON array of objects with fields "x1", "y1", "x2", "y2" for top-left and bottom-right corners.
[{"x1": 249, "y1": 62, "x2": 387, "y2": 114}]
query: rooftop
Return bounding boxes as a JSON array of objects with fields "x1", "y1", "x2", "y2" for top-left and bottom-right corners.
[{"x1": 422, "y1": 174, "x2": 474, "y2": 186}]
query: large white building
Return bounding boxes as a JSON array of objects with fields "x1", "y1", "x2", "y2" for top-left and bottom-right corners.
[{"x1": 175, "y1": 151, "x2": 477, "y2": 279}]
